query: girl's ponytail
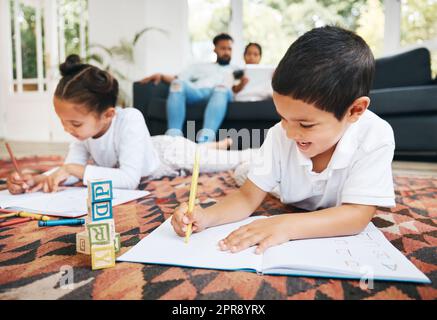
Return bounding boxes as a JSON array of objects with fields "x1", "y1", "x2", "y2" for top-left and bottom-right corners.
[{"x1": 55, "y1": 54, "x2": 119, "y2": 114}]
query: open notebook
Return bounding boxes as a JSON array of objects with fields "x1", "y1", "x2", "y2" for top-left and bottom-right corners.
[
  {"x1": 117, "y1": 216, "x2": 430, "y2": 284},
  {"x1": 0, "y1": 187, "x2": 150, "y2": 218}
]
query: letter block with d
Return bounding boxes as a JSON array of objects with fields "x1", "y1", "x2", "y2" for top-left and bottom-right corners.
[
  {"x1": 88, "y1": 179, "x2": 113, "y2": 203},
  {"x1": 90, "y1": 199, "x2": 113, "y2": 221}
]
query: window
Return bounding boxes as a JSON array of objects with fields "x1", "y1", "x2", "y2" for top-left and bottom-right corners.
[
  {"x1": 242, "y1": 0, "x2": 385, "y2": 66},
  {"x1": 401, "y1": 0, "x2": 437, "y2": 77},
  {"x1": 58, "y1": 0, "x2": 89, "y2": 62},
  {"x1": 188, "y1": 0, "x2": 231, "y2": 63},
  {"x1": 8, "y1": 0, "x2": 88, "y2": 93},
  {"x1": 10, "y1": 0, "x2": 45, "y2": 92}
]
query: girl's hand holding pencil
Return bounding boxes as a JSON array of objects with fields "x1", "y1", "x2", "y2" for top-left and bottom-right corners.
[{"x1": 7, "y1": 172, "x2": 46, "y2": 194}]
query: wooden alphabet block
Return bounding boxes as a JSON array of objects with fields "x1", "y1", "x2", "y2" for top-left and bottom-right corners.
[
  {"x1": 76, "y1": 231, "x2": 120, "y2": 255},
  {"x1": 76, "y1": 231, "x2": 90, "y2": 254},
  {"x1": 90, "y1": 200, "x2": 113, "y2": 221},
  {"x1": 91, "y1": 244, "x2": 115, "y2": 270},
  {"x1": 88, "y1": 179, "x2": 113, "y2": 203},
  {"x1": 87, "y1": 220, "x2": 115, "y2": 246},
  {"x1": 114, "y1": 233, "x2": 120, "y2": 253}
]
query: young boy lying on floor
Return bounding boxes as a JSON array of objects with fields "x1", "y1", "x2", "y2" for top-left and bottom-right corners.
[{"x1": 171, "y1": 26, "x2": 396, "y2": 254}]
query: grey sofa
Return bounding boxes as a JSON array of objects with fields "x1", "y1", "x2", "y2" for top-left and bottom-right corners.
[
  {"x1": 133, "y1": 47, "x2": 437, "y2": 158},
  {"x1": 368, "y1": 48, "x2": 437, "y2": 158}
]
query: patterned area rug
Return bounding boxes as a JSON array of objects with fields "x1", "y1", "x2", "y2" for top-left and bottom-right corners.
[{"x1": 0, "y1": 156, "x2": 435, "y2": 300}]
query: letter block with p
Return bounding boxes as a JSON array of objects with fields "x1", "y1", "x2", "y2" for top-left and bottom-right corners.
[{"x1": 88, "y1": 179, "x2": 113, "y2": 203}]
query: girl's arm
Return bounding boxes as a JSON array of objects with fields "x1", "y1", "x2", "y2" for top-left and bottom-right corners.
[
  {"x1": 82, "y1": 110, "x2": 159, "y2": 189},
  {"x1": 28, "y1": 141, "x2": 89, "y2": 192}
]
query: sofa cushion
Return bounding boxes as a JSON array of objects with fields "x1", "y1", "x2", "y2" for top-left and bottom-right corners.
[
  {"x1": 369, "y1": 85, "x2": 437, "y2": 115},
  {"x1": 385, "y1": 115, "x2": 437, "y2": 152},
  {"x1": 147, "y1": 98, "x2": 206, "y2": 121},
  {"x1": 133, "y1": 82, "x2": 169, "y2": 118},
  {"x1": 372, "y1": 48, "x2": 432, "y2": 89},
  {"x1": 147, "y1": 98, "x2": 279, "y2": 122}
]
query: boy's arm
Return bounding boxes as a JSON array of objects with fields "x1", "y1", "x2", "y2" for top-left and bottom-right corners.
[
  {"x1": 285, "y1": 203, "x2": 376, "y2": 239},
  {"x1": 221, "y1": 203, "x2": 376, "y2": 254},
  {"x1": 204, "y1": 179, "x2": 267, "y2": 227},
  {"x1": 172, "y1": 179, "x2": 267, "y2": 237}
]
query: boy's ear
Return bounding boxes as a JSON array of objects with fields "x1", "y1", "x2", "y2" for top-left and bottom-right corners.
[{"x1": 346, "y1": 96, "x2": 370, "y2": 123}]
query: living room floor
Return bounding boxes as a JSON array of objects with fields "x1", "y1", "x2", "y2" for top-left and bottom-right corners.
[{"x1": 1, "y1": 140, "x2": 437, "y2": 177}]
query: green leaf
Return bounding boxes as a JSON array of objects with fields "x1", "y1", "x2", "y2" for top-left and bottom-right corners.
[
  {"x1": 133, "y1": 26, "x2": 168, "y2": 46},
  {"x1": 88, "y1": 43, "x2": 114, "y2": 58}
]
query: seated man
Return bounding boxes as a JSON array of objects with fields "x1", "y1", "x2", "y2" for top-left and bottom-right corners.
[{"x1": 140, "y1": 33, "x2": 238, "y2": 143}]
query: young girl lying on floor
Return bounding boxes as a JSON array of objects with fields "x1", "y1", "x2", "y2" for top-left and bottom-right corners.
[{"x1": 7, "y1": 55, "x2": 255, "y2": 194}]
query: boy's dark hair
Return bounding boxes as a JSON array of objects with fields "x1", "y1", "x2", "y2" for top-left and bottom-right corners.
[
  {"x1": 213, "y1": 33, "x2": 233, "y2": 46},
  {"x1": 55, "y1": 54, "x2": 119, "y2": 114},
  {"x1": 272, "y1": 26, "x2": 375, "y2": 120},
  {"x1": 244, "y1": 42, "x2": 262, "y2": 56}
]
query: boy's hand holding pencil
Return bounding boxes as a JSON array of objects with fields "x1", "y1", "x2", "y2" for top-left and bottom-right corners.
[
  {"x1": 171, "y1": 202, "x2": 211, "y2": 237},
  {"x1": 171, "y1": 149, "x2": 212, "y2": 240}
]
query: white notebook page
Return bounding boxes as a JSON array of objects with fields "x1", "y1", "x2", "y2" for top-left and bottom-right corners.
[
  {"x1": 117, "y1": 216, "x2": 265, "y2": 272},
  {"x1": 262, "y1": 223, "x2": 430, "y2": 282},
  {"x1": 0, "y1": 187, "x2": 150, "y2": 218}
]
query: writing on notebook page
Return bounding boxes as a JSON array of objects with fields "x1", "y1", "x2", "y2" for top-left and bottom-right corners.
[{"x1": 332, "y1": 230, "x2": 398, "y2": 272}]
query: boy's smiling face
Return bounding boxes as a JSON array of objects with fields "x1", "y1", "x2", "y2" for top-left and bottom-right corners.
[{"x1": 273, "y1": 91, "x2": 369, "y2": 160}]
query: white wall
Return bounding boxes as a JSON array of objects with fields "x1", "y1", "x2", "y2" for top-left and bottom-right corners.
[
  {"x1": 0, "y1": 0, "x2": 10, "y2": 140},
  {"x1": 88, "y1": 0, "x2": 189, "y2": 84},
  {"x1": 383, "y1": 0, "x2": 401, "y2": 55}
]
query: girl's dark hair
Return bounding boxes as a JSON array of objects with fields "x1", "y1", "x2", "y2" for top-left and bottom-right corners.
[
  {"x1": 55, "y1": 54, "x2": 119, "y2": 114},
  {"x1": 272, "y1": 26, "x2": 375, "y2": 120},
  {"x1": 244, "y1": 42, "x2": 262, "y2": 56}
]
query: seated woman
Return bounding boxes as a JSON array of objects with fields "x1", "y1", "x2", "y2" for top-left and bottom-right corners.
[
  {"x1": 233, "y1": 43, "x2": 274, "y2": 102},
  {"x1": 232, "y1": 42, "x2": 262, "y2": 94}
]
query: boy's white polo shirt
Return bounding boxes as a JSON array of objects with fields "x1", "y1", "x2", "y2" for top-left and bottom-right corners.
[{"x1": 247, "y1": 110, "x2": 396, "y2": 211}]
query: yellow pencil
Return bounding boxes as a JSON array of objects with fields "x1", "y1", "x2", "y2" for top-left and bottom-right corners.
[
  {"x1": 185, "y1": 149, "x2": 200, "y2": 244},
  {"x1": 0, "y1": 212, "x2": 19, "y2": 219},
  {"x1": 18, "y1": 212, "x2": 51, "y2": 221}
]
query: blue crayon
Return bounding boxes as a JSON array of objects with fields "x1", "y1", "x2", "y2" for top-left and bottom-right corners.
[{"x1": 38, "y1": 219, "x2": 85, "y2": 227}]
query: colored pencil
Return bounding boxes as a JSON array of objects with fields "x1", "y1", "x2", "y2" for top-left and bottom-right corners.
[
  {"x1": 18, "y1": 212, "x2": 50, "y2": 221},
  {"x1": 185, "y1": 149, "x2": 200, "y2": 244},
  {"x1": 0, "y1": 212, "x2": 19, "y2": 219},
  {"x1": 0, "y1": 217, "x2": 32, "y2": 228},
  {"x1": 0, "y1": 208, "x2": 19, "y2": 214},
  {"x1": 5, "y1": 142, "x2": 23, "y2": 179}
]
